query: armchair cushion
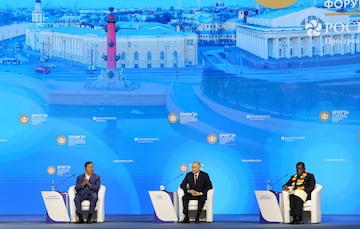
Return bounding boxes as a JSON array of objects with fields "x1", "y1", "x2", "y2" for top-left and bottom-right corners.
[
  {"x1": 281, "y1": 184, "x2": 322, "y2": 224},
  {"x1": 68, "y1": 184, "x2": 106, "y2": 223},
  {"x1": 177, "y1": 187, "x2": 214, "y2": 222}
]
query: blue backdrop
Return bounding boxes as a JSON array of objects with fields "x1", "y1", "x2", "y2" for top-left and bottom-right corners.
[{"x1": 0, "y1": 0, "x2": 359, "y2": 215}]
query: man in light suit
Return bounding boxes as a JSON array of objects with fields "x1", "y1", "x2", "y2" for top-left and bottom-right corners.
[
  {"x1": 74, "y1": 161, "x2": 101, "y2": 224},
  {"x1": 180, "y1": 161, "x2": 213, "y2": 223}
]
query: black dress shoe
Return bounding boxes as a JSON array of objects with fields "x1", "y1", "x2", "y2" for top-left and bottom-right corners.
[
  {"x1": 86, "y1": 214, "x2": 93, "y2": 224},
  {"x1": 195, "y1": 218, "x2": 200, "y2": 224},
  {"x1": 181, "y1": 217, "x2": 190, "y2": 223},
  {"x1": 289, "y1": 219, "x2": 297, "y2": 224},
  {"x1": 295, "y1": 217, "x2": 304, "y2": 224},
  {"x1": 77, "y1": 214, "x2": 84, "y2": 224}
]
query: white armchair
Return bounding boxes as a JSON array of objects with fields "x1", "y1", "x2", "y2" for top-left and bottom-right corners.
[
  {"x1": 177, "y1": 187, "x2": 214, "y2": 223},
  {"x1": 68, "y1": 185, "x2": 106, "y2": 223},
  {"x1": 281, "y1": 184, "x2": 322, "y2": 224}
]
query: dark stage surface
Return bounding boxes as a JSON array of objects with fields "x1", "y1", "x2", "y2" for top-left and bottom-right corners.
[{"x1": 1, "y1": 215, "x2": 360, "y2": 229}]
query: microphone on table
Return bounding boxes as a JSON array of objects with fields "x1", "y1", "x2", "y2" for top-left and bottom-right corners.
[
  {"x1": 54, "y1": 174, "x2": 76, "y2": 193},
  {"x1": 267, "y1": 174, "x2": 288, "y2": 192},
  {"x1": 160, "y1": 173, "x2": 184, "y2": 192}
]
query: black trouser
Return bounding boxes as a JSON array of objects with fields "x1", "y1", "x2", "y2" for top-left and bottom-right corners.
[
  {"x1": 290, "y1": 195, "x2": 304, "y2": 220},
  {"x1": 182, "y1": 194, "x2": 206, "y2": 218}
]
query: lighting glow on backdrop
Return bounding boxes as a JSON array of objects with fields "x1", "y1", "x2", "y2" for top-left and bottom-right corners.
[{"x1": 0, "y1": 0, "x2": 359, "y2": 215}]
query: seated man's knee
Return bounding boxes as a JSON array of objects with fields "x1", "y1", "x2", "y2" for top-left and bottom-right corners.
[
  {"x1": 198, "y1": 196, "x2": 206, "y2": 202},
  {"x1": 90, "y1": 193, "x2": 98, "y2": 202},
  {"x1": 74, "y1": 196, "x2": 82, "y2": 203}
]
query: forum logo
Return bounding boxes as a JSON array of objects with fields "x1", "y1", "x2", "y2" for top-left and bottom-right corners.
[
  {"x1": 320, "y1": 111, "x2": 330, "y2": 122},
  {"x1": 47, "y1": 165, "x2": 56, "y2": 175},
  {"x1": 19, "y1": 114, "x2": 30, "y2": 125},
  {"x1": 256, "y1": 0, "x2": 298, "y2": 9},
  {"x1": 305, "y1": 20, "x2": 322, "y2": 37},
  {"x1": 207, "y1": 134, "x2": 218, "y2": 144},
  {"x1": 57, "y1": 135, "x2": 67, "y2": 145},
  {"x1": 168, "y1": 113, "x2": 178, "y2": 124},
  {"x1": 180, "y1": 164, "x2": 188, "y2": 172},
  {"x1": 305, "y1": 19, "x2": 360, "y2": 38},
  {"x1": 324, "y1": 0, "x2": 360, "y2": 9}
]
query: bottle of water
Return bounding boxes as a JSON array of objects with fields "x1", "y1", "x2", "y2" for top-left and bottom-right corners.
[
  {"x1": 51, "y1": 179, "x2": 55, "y2": 191},
  {"x1": 266, "y1": 179, "x2": 272, "y2": 191}
]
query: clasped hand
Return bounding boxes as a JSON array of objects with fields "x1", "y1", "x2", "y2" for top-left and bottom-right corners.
[
  {"x1": 82, "y1": 179, "x2": 89, "y2": 187},
  {"x1": 187, "y1": 189, "x2": 201, "y2": 196},
  {"x1": 282, "y1": 185, "x2": 289, "y2": 191}
]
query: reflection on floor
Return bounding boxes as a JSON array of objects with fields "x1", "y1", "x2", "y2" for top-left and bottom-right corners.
[{"x1": 0, "y1": 214, "x2": 360, "y2": 229}]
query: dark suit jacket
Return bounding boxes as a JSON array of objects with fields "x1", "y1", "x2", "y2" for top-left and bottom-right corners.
[
  {"x1": 284, "y1": 172, "x2": 315, "y2": 200},
  {"x1": 75, "y1": 173, "x2": 101, "y2": 195},
  {"x1": 180, "y1": 171, "x2": 213, "y2": 198}
]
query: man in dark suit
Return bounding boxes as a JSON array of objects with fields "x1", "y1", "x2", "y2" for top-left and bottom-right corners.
[
  {"x1": 282, "y1": 162, "x2": 315, "y2": 224},
  {"x1": 74, "y1": 161, "x2": 101, "y2": 224},
  {"x1": 180, "y1": 161, "x2": 213, "y2": 223}
]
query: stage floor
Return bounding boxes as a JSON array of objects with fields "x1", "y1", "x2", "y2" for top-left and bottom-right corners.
[{"x1": 0, "y1": 215, "x2": 360, "y2": 229}]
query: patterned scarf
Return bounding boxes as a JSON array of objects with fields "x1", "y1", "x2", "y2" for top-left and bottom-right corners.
[{"x1": 290, "y1": 172, "x2": 308, "y2": 190}]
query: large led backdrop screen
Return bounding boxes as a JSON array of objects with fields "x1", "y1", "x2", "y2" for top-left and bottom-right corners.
[{"x1": 0, "y1": 0, "x2": 359, "y2": 215}]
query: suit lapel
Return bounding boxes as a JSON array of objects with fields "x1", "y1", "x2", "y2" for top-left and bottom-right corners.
[
  {"x1": 190, "y1": 173, "x2": 194, "y2": 186},
  {"x1": 89, "y1": 174, "x2": 95, "y2": 183}
]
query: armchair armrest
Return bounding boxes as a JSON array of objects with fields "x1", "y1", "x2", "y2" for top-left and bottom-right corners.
[
  {"x1": 67, "y1": 185, "x2": 77, "y2": 223},
  {"x1": 281, "y1": 190, "x2": 291, "y2": 223},
  {"x1": 310, "y1": 184, "x2": 322, "y2": 223},
  {"x1": 205, "y1": 188, "x2": 214, "y2": 222},
  {"x1": 96, "y1": 185, "x2": 106, "y2": 222}
]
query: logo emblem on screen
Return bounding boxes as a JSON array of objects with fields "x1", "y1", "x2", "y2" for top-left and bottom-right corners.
[
  {"x1": 320, "y1": 111, "x2": 330, "y2": 122},
  {"x1": 180, "y1": 164, "x2": 188, "y2": 172},
  {"x1": 305, "y1": 20, "x2": 322, "y2": 37},
  {"x1": 57, "y1": 135, "x2": 67, "y2": 145},
  {"x1": 256, "y1": 0, "x2": 297, "y2": 9},
  {"x1": 168, "y1": 113, "x2": 179, "y2": 123},
  {"x1": 47, "y1": 165, "x2": 56, "y2": 175},
  {"x1": 19, "y1": 114, "x2": 30, "y2": 125},
  {"x1": 207, "y1": 134, "x2": 218, "y2": 144}
]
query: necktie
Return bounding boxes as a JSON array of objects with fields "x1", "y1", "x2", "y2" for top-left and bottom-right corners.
[{"x1": 195, "y1": 174, "x2": 198, "y2": 185}]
